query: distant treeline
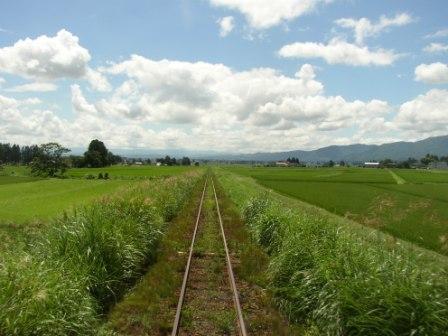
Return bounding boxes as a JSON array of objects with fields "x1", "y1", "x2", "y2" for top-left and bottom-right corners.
[
  {"x1": 0, "y1": 140, "x2": 197, "y2": 170},
  {"x1": 0, "y1": 143, "x2": 40, "y2": 165},
  {"x1": 0, "y1": 140, "x2": 122, "y2": 168},
  {"x1": 155, "y1": 155, "x2": 196, "y2": 166},
  {"x1": 378, "y1": 154, "x2": 448, "y2": 168}
]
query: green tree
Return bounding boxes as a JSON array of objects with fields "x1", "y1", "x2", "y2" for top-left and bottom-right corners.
[
  {"x1": 84, "y1": 139, "x2": 109, "y2": 167},
  {"x1": 181, "y1": 157, "x2": 191, "y2": 166},
  {"x1": 421, "y1": 153, "x2": 439, "y2": 166},
  {"x1": 21, "y1": 145, "x2": 40, "y2": 165},
  {"x1": 11, "y1": 144, "x2": 21, "y2": 164},
  {"x1": 380, "y1": 158, "x2": 394, "y2": 168},
  {"x1": 30, "y1": 143, "x2": 70, "y2": 177}
]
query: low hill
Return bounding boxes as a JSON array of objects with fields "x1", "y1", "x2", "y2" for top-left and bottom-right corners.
[{"x1": 213, "y1": 135, "x2": 448, "y2": 163}]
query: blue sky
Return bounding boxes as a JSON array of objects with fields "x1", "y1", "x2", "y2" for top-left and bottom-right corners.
[{"x1": 0, "y1": 0, "x2": 447, "y2": 152}]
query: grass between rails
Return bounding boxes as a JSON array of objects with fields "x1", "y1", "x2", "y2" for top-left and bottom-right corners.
[
  {"x1": 106, "y1": 175, "x2": 298, "y2": 335},
  {"x1": 0, "y1": 171, "x2": 202, "y2": 335},
  {"x1": 217, "y1": 169, "x2": 448, "y2": 335},
  {"x1": 177, "y1": 181, "x2": 237, "y2": 335},
  {"x1": 226, "y1": 166, "x2": 448, "y2": 255}
]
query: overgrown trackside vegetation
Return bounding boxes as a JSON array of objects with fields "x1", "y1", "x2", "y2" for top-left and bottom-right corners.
[
  {"x1": 218, "y1": 170, "x2": 448, "y2": 335},
  {"x1": 0, "y1": 171, "x2": 202, "y2": 335}
]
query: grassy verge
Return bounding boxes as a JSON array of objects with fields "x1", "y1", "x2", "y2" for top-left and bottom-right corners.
[
  {"x1": 217, "y1": 169, "x2": 448, "y2": 335},
  {"x1": 0, "y1": 171, "x2": 202, "y2": 335}
]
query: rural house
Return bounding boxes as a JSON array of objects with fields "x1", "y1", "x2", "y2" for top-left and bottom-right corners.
[{"x1": 364, "y1": 162, "x2": 380, "y2": 168}]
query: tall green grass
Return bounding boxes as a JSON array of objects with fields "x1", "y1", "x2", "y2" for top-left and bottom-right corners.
[
  {"x1": 0, "y1": 172, "x2": 201, "y2": 335},
  {"x1": 219, "y1": 170, "x2": 448, "y2": 335}
]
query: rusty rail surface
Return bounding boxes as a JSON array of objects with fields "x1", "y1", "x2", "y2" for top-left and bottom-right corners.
[{"x1": 171, "y1": 177, "x2": 247, "y2": 336}]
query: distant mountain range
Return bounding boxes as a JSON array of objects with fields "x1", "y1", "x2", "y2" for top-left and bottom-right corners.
[
  {"x1": 203, "y1": 135, "x2": 448, "y2": 163},
  {"x1": 70, "y1": 135, "x2": 448, "y2": 163}
]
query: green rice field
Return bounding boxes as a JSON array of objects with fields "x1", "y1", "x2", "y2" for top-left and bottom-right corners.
[
  {"x1": 67, "y1": 165, "x2": 196, "y2": 178},
  {"x1": 0, "y1": 179, "x2": 132, "y2": 223},
  {"x1": 0, "y1": 165, "x2": 197, "y2": 225},
  {"x1": 227, "y1": 166, "x2": 448, "y2": 255}
]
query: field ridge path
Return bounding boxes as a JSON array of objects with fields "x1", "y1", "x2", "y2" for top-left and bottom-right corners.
[{"x1": 387, "y1": 169, "x2": 406, "y2": 184}]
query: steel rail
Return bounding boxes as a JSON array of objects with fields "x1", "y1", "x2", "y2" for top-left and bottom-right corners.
[
  {"x1": 212, "y1": 179, "x2": 248, "y2": 336},
  {"x1": 171, "y1": 178, "x2": 207, "y2": 336},
  {"x1": 171, "y1": 177, "x2": 247, "y2": 336}
]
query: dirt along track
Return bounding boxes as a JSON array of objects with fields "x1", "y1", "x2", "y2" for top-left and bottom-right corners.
[{"x1": 172, "y1": 177, "x2": 247, "y2": 336}]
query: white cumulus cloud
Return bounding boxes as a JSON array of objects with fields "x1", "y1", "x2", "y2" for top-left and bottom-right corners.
[
  {"x1": 85, "y1": 68, "x2": 112, "y2": 92},
  {"x1": 0, "y1": 29, "x2": 90, "y2": 80},
  {"x1": 217, "y1": 16, "x2": 235, "y2": 37},
  {"x1": 208, "y1": 0, "x2": 333, "y2": 29},
  {"x1": 5, "y1": 54, "x2": 448, "y2": 153},
  {"x1": 0, "y1": 29, "x2": 110, "y2": 92},
  {"x1": 424, "y1": 28, "x2": 448, "y2": 39},
  {"x1": 279, "y1": 38, "x2": 400, "y2": 66},
  {"x1": 423, "y1": 43, "x2": 448, "y2": 53},
  {"x1": 71, "y1": 84, "x2": 98, "y2": 115},
  {"x1": 335, "y1": 13, "x2": 414, "y2": 45},
  {"x1": 415, "y1": 63, "x2": 448, "y2": 84},
  {"x1": 5, "y1": 82, "x2": 57, "y2": 92},
  {"x1": 395, "y1": 89, "x2": 448, "y2": 135}
]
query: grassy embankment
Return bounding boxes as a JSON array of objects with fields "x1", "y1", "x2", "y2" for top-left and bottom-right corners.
[
  {"x1": 217, "y1": 169, "x2": 448, "y2": 335},
  {"x1": 227, "y1": 166, "x2": 448, "y2": 254},
  {"x1": 0, "y1": 170, "x2": 202, "y2": 335}
]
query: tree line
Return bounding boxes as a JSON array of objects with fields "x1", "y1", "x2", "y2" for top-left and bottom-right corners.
[
  {"x1": 0, "y1": 143, "x2": 40, "y2": 165},
  {"x1": 379, "y1": 154, "x2": 448, "y2": 168},
  {"x1": 1, "y1": 139, "x2": 197, "y2": 178},
  {"x1": 0, "y1": 140, "x2": 122, "y2": 167},
  {"x1": 156, "y1": 155, "x2": 194, "y2": 166},
  {"x1": 0, "y1": 140, "x2": 123, "y2": 177}
]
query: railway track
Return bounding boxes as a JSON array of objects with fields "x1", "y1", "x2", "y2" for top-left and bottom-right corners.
[{"x1": 171, "y1": 177, "x2": 247, "y2": 336}]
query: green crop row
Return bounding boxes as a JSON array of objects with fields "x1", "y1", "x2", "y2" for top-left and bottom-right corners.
[
  {"x1": 0, "y1": 171, "x2": 202, "y2": 335},
  {"x1": 218, "y1": 170, "x2": 448, "y2": 335}
]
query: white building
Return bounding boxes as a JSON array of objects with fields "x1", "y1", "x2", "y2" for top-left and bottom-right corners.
[
  {"x1": 275, "y1": 161, "x2": 289, "y2": 167},
  {"x1": 364, "y1": 162, "x2": 380, "y2": 168}
]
